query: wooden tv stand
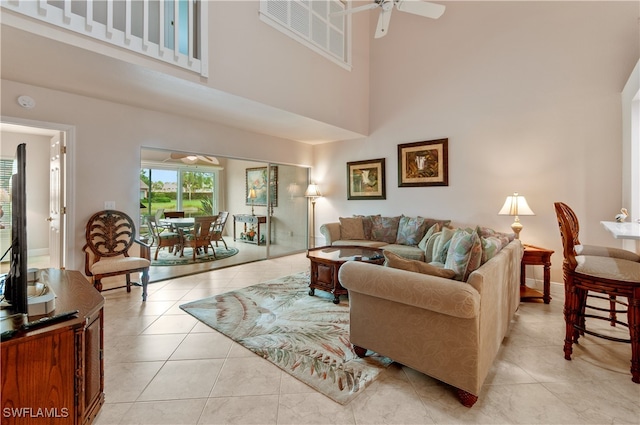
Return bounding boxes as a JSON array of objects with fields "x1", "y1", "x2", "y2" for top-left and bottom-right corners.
[{"x1": 1, "y1": 269, "x2": 105, "y2": 425}]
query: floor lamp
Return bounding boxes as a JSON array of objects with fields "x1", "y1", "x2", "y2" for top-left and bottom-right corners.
[{"x1": 305, "y1": 183, "x2": 322, "y2": 248}]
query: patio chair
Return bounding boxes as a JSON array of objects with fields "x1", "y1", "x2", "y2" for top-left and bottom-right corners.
[
  {"x1": 179, "y1": 215, "x2": 219, "y2": 261},
  {"x1": 148, "y1": 215, "x2": 181, "y2": 260},
  {"x1": 211, "y1": 211, "x2": 229, "y2": 249},
  {"x1": 83, "y1": 209, "x2": 151, "y2": 301}
]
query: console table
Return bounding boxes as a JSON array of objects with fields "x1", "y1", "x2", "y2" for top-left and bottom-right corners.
[
  {"x1": 521, "y1": 244, "x2": 554, "y2": 304},
  {"x1": 233, "y1": 214, "x2": 267, "y2": 245},
  {"x1": 1, "y1": 269, "x2": 105, "y2": 425}
]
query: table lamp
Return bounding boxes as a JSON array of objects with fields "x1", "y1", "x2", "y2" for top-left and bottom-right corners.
[
  {"x1": 305, "y1": 183, "x2": 322, "y2": 248},
  {"x1": 248, "y1": 188, "x2": 257, "y2": 215},
  {"x1": 498, "y1": 192, "x2": 535, "y2": 239}
]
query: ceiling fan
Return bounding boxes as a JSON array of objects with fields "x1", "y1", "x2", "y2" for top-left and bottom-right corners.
[
  {"x1": 332, "y1": 0, "x2": 445, "y2": 39},
  {"x1": 166, "y1": 152, "x2": 220, "y2": 165}
]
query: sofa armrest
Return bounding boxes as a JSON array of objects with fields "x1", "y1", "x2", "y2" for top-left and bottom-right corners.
[
  {"x1": 339, "y1": 262, "x2": 480, "y2": 319},
  {"x1": 319, "y1": 222, "x2": 341, "y2": 245}
]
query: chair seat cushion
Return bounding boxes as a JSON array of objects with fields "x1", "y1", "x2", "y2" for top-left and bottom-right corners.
[
  {"x1": 91, "y1": 257, "x2": 151, "y2": 275},
  {"x1": 576, "y1": 244, "x2": 640, "y2": 262},
  {"x1": 576, "y1": 255, "x2": 640, "y2": 283}
]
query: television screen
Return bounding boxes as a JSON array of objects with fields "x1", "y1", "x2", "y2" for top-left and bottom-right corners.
[{"x1": 4, "y1": 143, "x2": 28, "y2": 316}]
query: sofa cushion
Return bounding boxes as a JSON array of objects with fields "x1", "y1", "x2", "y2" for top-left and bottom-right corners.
[
  {"x1": 445, "y1": 228, "x2": 483, "y2": 281},
  {"x1": 426, "y1": 227, "x2": 456, "y2": 263},
  {"x1": 418, "y1": 223, "x2": 441, "y2": 250},
  {"x1": 383, "y1": 244, "x2": 425, "y2": 261},
  {"x1": 477, "y1": 226, "x2": 514, "y2": 248},
  {"x1": 354, "y1": 214, "x2": 380, "y2": 240},
  {"x1": 339, "y1": 217, "x2": 365, "y2": 240},
  {"x1": 384, "y1": 251, "x2": 456, "y2": 279},
  {"x1": 395, "y1": 216, "x2": 429, "y2": 245},
  {"x1": 333, "y1": 240, "x2": 388, "y2": 248},
  {"x1": 371, "y1": 216, "x2": 402, "y2": 243},
  {"x1": 480, "y1": 236, "x2": 503, "y2": 264}
]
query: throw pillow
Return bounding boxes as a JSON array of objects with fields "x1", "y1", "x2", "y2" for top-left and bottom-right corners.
[
  {"x1": 433, "y1": 227, "x2": 455, "y2": 263},
  {"x1": 418, "y1": 223, "x2": 441, "y2": 250},
  {"x1": 371, "y1": 216, "x2": 402, "y2": 243},
  {"x1": 420, "y1": 217, "x2": 452, "y2": 230},
  {"x1": 480, "y1": 235, "x2": 503, "y2": 264},
  {"x1": 354, "y1": 214, "x2": 380, "y2": 239},
  {"x1": 477, "y1": 226, "x2": 514, "y2": 248},
  {"x1": 339, "y1": 217, "x2": 365, "y2": 240},
  {"x1": 384, "y1": 251, "x2": 456, "y2": 279},
  {"x1": 444, "y1": 229, "x2": 483, "y2": 281},
  {"x1": 396, "y1": 216, "x2": 429, "y2": 246}
]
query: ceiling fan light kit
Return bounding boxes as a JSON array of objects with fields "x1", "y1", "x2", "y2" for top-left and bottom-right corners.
[{"x1": 333, "y1": 0, "x2": 445, "y2": 39}]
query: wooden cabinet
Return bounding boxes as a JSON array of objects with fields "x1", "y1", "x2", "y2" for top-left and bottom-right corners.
[{"x1": 1, "y1": 269, "x2": 105, "y2": 425}]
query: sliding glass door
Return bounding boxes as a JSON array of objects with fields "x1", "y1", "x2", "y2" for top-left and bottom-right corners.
[{"x1": 265, "y1": 163, "x2": 308, "y2": 258}]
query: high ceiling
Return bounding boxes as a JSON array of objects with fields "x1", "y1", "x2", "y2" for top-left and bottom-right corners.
[{"x1": 1, "y1": 24, "x2": 364, "y2": 145}]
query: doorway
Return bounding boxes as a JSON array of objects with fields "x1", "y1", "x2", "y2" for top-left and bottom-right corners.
[
  {"x1": 0, "y1": 120, "x2": 69, "y2": 273},
  {"x1": 141, "y1": 148, "x2": 310, "y2": 281}
]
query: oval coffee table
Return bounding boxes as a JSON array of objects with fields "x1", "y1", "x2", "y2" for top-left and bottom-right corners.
[{"x1": 306, "y1": 246, "x2": 385, "y2": 304}]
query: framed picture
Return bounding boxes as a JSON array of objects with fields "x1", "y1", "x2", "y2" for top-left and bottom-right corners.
[
  {"x1": 347, "y1": 158, "x2": 386, "y2": 200},
  {"x1": 246, "y1": 166, "x2": 278, "y2": 207},
  {"x1": 398, "y1": 139, "x2": 448, "y2": 187}
]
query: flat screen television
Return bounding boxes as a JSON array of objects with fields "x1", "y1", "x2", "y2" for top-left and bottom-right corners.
[{"x1": 3, "y1": 143, "x2": 28, "y2": 316}]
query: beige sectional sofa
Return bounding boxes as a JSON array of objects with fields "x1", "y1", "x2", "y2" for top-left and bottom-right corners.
[
  {"x1": 338, "y1": 238, "x2": 523, "y2": 407},
  {"x1": 319, "y1": 215, "x2": 452, "y2": 261}
]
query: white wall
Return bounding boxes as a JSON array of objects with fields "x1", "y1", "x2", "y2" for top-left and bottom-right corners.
[
  {"x1": 0, "y1": 132, "x2": 50, "y2": 255},
  {"x1": 1, "y1": 80, "x2": 313, "y2": 271},
  {"x1": 314, "y1": 1, "x2": 640, "y2": 282},
  {"x1": 208, "y1": 1, "x2": 371, "y2": 136}
]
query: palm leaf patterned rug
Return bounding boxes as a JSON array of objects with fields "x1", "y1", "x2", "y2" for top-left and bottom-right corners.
[{"x1": 179, "y1": 272, "x2": 392, "y2": 405}]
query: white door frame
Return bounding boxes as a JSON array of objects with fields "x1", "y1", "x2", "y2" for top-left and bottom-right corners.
[{"x1": 0, "y1": 116, "x2": 76, "y2": 270}]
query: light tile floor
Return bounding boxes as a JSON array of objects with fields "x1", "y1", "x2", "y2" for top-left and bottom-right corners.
[{"x1": 95, "y1": 253, "x2": 640, "y2": 425}]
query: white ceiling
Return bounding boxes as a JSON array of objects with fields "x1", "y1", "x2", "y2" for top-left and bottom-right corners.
[{"x1": 1, "y1": 24, "x2": 364, "y2": 145}]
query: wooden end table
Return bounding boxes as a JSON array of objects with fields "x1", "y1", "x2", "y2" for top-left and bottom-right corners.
[
  {"x1": 307, "y1": 246, "x2": 385, "y2": 304},
  {"x1": 521, "y1": 244, "x2": 554, "y2": 304}
]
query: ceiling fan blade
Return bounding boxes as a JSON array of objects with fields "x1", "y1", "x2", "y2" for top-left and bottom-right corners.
[
  {"x1": 200, "y1": 155, "x2": 220, "y2": 165},
  {"x1": 170, "y1": 152, "x2": 188, "y2": 159},
  {"x1": 375, "y1": 7, "x2": 393, "y2": 38},
  {"x1": 395, "y1": 0, "x2": 445, "y2": 19},
  {"x1": 330, "y1": 2, "x2": 379, "y2": 17}
]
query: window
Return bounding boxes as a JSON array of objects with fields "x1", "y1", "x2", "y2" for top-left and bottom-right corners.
[
  {"x1": 260, "y1": 0, "x2": 350, "y2": 69},
  {"x1": 140, "y1": 166, "x2": 218, "y2": 219}
]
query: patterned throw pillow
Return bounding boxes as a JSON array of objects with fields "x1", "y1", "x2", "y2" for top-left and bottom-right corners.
[
  {"x1": 477, "y1": 226, "x2": 514, "y2": 248},
  {"x1": 371, "y1": 216, "x2": 402, "y2": 243},
  {"x1": 384, "y1": 251, "x2": 457, "y2": 279},
  {"x1": 481, "y1": 236, "x2": 503, "y2": 264},
  {"x1": 444, "y1": 228, "x2": 483, "y2": 281},
  {"x1": 354, "y1": 214, "x2": 380, "y2": 240},
  {"x1": 418, "y1": 223, "x2": 441, "y2": 250},
  {"x1": 433, "y1": 227, "x2": 455, "y2": 264},
  {"x1": 339, "y1": 217, "x2": 365, "y2": 240},
  {"x1": 396, "y1": 216, "x2": 429, "y2": 246}
]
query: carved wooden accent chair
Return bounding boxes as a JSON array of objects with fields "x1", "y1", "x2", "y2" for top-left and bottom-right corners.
[
  {"x1": 84, "y1": 210, "x2": 151, "y2": 301},
  {"x1": 148, "y1": 215, "x2": 181, "y2": 260},
  {"x1": 554, "y1": 202, "x2": 640, "y2": 383},
  {"x1": 210, "y1": 211, "x2": 229, "y2": 250},
  {"x1": 178, "y1": 215, "x2": 219, "y2": 261}
]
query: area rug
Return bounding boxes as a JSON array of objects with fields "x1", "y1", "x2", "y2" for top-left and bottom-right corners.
[
  {"x1": 151, "y1": 246, "x2": 238, "y2": 266},
  {"x1": 179, "y1": 272, "x2": 392, "y2": 405}
]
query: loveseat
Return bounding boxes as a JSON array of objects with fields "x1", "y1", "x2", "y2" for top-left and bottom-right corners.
[
  {"x1": 319, "y1": 215, "x2": 452, "y2": 261},
  {"x1": 338, "y1": 237, "x2": 523, "y2": 407}
]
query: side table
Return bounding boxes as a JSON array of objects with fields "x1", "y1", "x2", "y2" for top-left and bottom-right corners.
[{"x1": 521, "y1": 244, "x2": 554, "y2": 304}]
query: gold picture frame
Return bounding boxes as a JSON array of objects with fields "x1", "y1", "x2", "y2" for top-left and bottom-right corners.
[
  {"x1": 398, "y1": 139, "x2": 449, "y2": 187},
  {"x1": 347, "y1": 158, "x2": 386, "y2": 200}
]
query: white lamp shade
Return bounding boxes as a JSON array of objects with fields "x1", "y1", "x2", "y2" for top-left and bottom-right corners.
[
  {"x1": 304, "y1": 184, "x2": 322, "y2": 198},
  {"x1": 498, "y1": 193, "x2": 535, "y2": 216}
]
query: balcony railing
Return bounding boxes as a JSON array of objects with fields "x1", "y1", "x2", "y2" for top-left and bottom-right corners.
[{"x1": 1, "y1": 0, "x2": 208, "y2": 77}]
